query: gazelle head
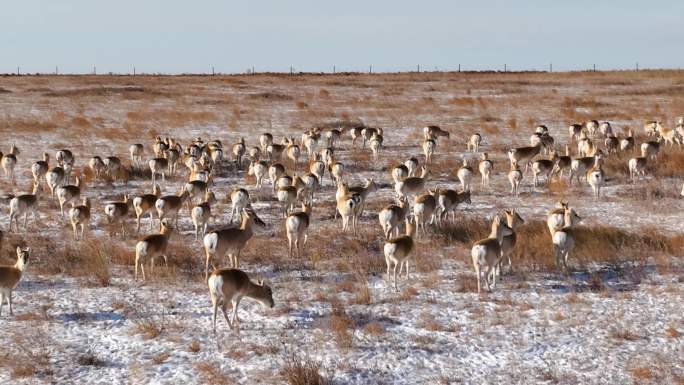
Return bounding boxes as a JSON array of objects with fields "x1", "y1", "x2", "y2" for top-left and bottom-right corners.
[
  {"x1": 243, "y1": 206, "x2": 266, "y2": 228},
  {"x1": 480, "y1": 152, "x2": 489, "y2": 161},
  {"x1": 159, "y1": 218, "x2": 173, "y2": 234},
  {"x1": 15, "y1": 246, "x2": 29, "y2": 271},
  {"x1": 301, "y1": 201, "x2": 312, "y2": 214},
  {"x1": 503, "y1": 209, "x2": 525, "y2": 229},
  {"x1": 405, "y1": 216, "x2": 417, "y2": 237},
  {"x1": 254, "y1": 279, "x2": 275, "y2": 308},
  {"x1": 153, "y1": 184, "x2": 162, "y2": 197},
  {"x1": 564, "y1": 208, "x2": 582, "y2": 226}
]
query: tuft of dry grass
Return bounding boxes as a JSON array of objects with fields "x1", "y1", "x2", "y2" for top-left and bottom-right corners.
[
  {"x1": 195, "y1": 362, "x2": 236, "y2": 385},
  {"x1": 280, "y1": 351, "x2": 331, "y2": 385}
]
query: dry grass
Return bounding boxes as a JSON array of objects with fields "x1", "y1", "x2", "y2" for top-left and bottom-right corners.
[
  {"x1": 195, "y1": 362, "x2": 236, "y2": 385},
  {"x1": 280, "y1": 351, "x2": 331, "y2": 385}
]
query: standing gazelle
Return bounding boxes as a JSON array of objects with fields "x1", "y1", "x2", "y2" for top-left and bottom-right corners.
[
  {"x1": 478, "y1": 153, "x2": 493, "y2": 189},
  {"x1": 499, "y1": 209, "x2": 524, "y2": 275},
  {"x1": 1, "y1": 144, "x2": 20, "y2": 183},
  {"x1": 208, "y1": 269, "x2": 274, "y2": 334},
  {"x1": 286, "y1": 202, "x2": 312, "y2": 258},
  {"x1": 467, "y1": 133, "x2": 481, "y2": 153},
  {"x1": 69, "y1": 197, "x2": 91, "y2": 240},
  {"x1": 191, "y1": 190, "x2": 217, "y2": 241},
  {"x1": 378, "y1": 196, "x2": 409, "y2": 239},
  {"x1": 133, "y1": 184, "x2": 163, "y2": 233},
  {"x1": 134, "y1": 218, "x2": 173, "y2": 281},
  {"x1": 31, "y1": 153, "x2": 50, "y2": 186},
  {"x1": 104, "y1": 194, "x2": 131, "y2": 236},
  {"x1": 508, "y1": 161, "x2": 523, "y2": 197},
  {"x1": 457, "y1": 159, "x2": 473, "y2": 192},
  {"x1": 55, "y1": 176, "x2": 83, "y2": 217},
  {"x1": 0, "y1": 247, "x2": 30, "y2": 316},
  {"x1": 471, "y1": 216, "x2": 513, "y2": 293},
  {"x1": 129, "y1": 143, "x2": 144, "y2": 165},
  {"x1": 203, "y1": 207, "x2": 265, "y2": 280},
  {"x1": 552, "y1": 207, "x2": 582, "y2": 273},
  {"x1": 384, "y1": 218, "x2": 417, "y2": 291},
  {"x1": 423, "y1": 138, "x2": 436, "y2": 163},
  {"x1": 9, "y1": 182, "x2": 41, "y2": 233}
]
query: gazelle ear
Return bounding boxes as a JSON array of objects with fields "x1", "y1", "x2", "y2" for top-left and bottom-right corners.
[
  {"x1": 257, "y1": 279, "x2": 264, "y2": 286},
  {"x1": 16, "y1": 246, "x2": 22, "y2": 256}
]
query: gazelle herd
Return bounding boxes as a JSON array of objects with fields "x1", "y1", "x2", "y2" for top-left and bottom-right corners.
[{"x1": 0, "y1": 116, "x2": 683, "y2": 335}]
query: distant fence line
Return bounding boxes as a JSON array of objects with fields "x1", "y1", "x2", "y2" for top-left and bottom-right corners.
[{"x1": 2, "y1": 62, "x2": 677, "y2": 77}]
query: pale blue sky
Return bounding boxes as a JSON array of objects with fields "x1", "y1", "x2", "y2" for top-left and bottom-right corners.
[{"x1": 2, "y1": 0, "x2": 682, "y2": 74}]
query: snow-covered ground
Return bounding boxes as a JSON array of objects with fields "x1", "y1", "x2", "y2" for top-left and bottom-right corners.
[{"x1": 0, "y1": 73, "x2": 682, "y2": 384}]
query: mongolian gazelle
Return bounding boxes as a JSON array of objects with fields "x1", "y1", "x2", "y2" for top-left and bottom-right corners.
[
  {"x1": 1, "y1": 144, "x2": 20, "y2": 183},
  {"x1": 471, "y1": 215, "x2": 513, "y2": 293},
  {"x1": 69, "y1": 197, "x2": 91, "y2": 240},
  {"x1": 9, "y1": 182, "x2": 41, "y2": 233},
  {"x1": 378, "y1": 195, "x2": 409, "y2": 239},
  {"x1": 31, "y1": 153, "x2": 50, "y2": 186},
  {"x1": 134, "y1": 218, "x2": 173, "y2": 281},
  {"x1": 478, "y1": 152, "x2": 493, "y2": 189},
  {"x1": 457, "y1": 159, "x2": 473, "y2": 192},
  {"x1": 203, "y1": 207, "x2": 265, "y2": 280},
  {"x1": 0, "y1": 247, "x2": 30, "y2": 316},
  {"x1": 384, "y1": 217, "x2": 417, "y2": 291},
  {"x1": 508, "y1": 161, "x2": 523, "y2": 197},
  {"x1": 395, "y1": 166, "x2": 429, "y2": 199},
  {"x1": 336, "y1": 182, "x2": 362, "y2": 233},
  {"x1": 133, "y1": 184, "x2": 163, "y2": 233},
  {"x1": 552, "y1": 207, "x2": 582, "y2": 273},
  {"x1": 55, "y1": 176, "x2": 83, "y2": 217},
  {"x1": 104, "y1": 194, "x2": 131, "y2": 236},
  {"x1": 191, "y1": 190, "x2": 217, "y2": 241},
  {"x1": 155, "y1": 190, "x2": 189, "y2": 228},
  {"x1": 208, "y1": 268, "x2": 274, "y2": 334},
  {"x1": 286, "y1": 202, "x2": 312, "y2": 258},
  {"x1": 499, "y1": 209, "x2": 524, "y2": 275}
]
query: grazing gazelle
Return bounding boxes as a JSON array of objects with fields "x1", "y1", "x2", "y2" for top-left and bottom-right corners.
[
  {"x1": 424, "y1": 125, "x2": 450, "y2": 141},
  {"x1": 641, "y1": 138, "x2": 662, "y2": 160},
  {"x1": 604, "y1": 133, "x2": 619, "y2": 154},
  {"x1": 104, "y1": 194, "x2": 131, "y2": 236},
  {"x1": 478, "y1": 152, "x2": 493, "y2": 189},
  {"x1": 361, "y1": 127, "x2": 382, "y2": 148},
  {"x1": 191, "y1": 190, "x2": 217, "y2": 240},
  {"x1": 585, "y1": 120, "x2": 599, "y2": 137},
  {"x1": 46, "y1": 166, "x2": 65, "y2": 197},
  {"x1": 413, "y1": 190, "x2": 438, "y2": 234},
  {"x1": 69, "y1": 197, "x2": 91, "y2": 240},
  {"x1": 570, "y1": 151, "x2": 603, "y2": 185},
  {"x1": 208, "y1": 268, "x2": 274, "y2": 334},
  {"x1": 284, "y1": 138, "x2": 301, "y2": 169},
  {"x1": 471, "y1": 215, "x2": 513, "y2": 293},
  {"x1": 628, "y1": 156, "x2": 647, "y2": 181},
  {"x1": 552, "y1": 207, "x2": 582, "y2": 273},
  {"x1": 349, "y1": 126, "x2": 363, "y2": 147},
  {"x1": 286, "y1": 202, "x2": 312, "y2": 257},
  {"x1": 467, "y1": 133, "x2": 482, "y2": 153},
  {"x1": 422, "y1": 138, "x2": 436, "y2": 163},
  {"x1": 129, "y1": 143, "x2": 144, "y2": 165},
  {"x1": 155, "y1": 190, "x2": 189, "y2": 228},
  {"x1": 133, "y1": 184, "x2": 163, "y2": 233},
  {"x1": 384, "y1": 218, "x2": 417, "y2": 291},
  {"x1": 309, "y1": 153, "x2": 326, "y2": 185},
  {"x1": 499, "y1": 209, "x2": 524, "y2": 275},
  {"x1": 348, "y1": 178, "x2": 377, "y2": 217},
  {"x1": 0, "y1": 247, "x2": 30, "y2": 316},
  {"x1": 507, "y1": 142, "x2": 541, "y2": 174},
  {"x1": 134, "y1": 218, "x2": 173, "y2": 281},
  {"x1": 395, "y1": 166, "x2": 429, "y2": 199},
  {"x1": 31, "y1": 153, "x2": 50, "y2": 186},
  {"x1": 620, "y1": 129, "x2": 635, "y2": 152},
  {"x1": 9, "y1": 182, "x2": 41, "y2": 233},
  {"x1": 248, "y1": 160, "x2": 268, "y2": 188},
  {"x1": 508, "y1": 161, "x2": 523, "y2": 197},
  {"x1": 435, "y1": 189, "x2": 471, "y2": 225},
  {"x1": 203, "y1": 206, "x2": 266, "y2": 279},
  {"x1": 531, "y1": 157, "x2": 554, "y2": 187},
  {"x1": 55, "y1": 176, "x2": 83, "y2": 217},
  {"x1": 87, "y1": 156, "x2": 106, "y2": 182},
  {"x1": 378, "y1": 195, "x2": 410, "y2": 239}
]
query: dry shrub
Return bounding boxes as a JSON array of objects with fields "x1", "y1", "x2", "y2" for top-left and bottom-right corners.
[
  {"x1": 453, "y1": 273, "x2": 479, "y2": 293},
  {"x1": 0, "y1": 327, "x2": 53, "y2": 379},
  {"x1": 280, "y1": 351, "x2": 331, "y2": 385},
  {"x1": 328, "y1": 303, "x2": 354, "y2": 350},
  {"x1": 72, "y1": 115, "x2": 91, "y2": 128},
  {"x1": 364, "y1": 322, "x2": 386, "y2": 336},
  {"x1": 318, "y1": 89, "x2": 330, "y2": 98},
  {"x1": 296, "y1": 101, "x2": 309, "y2": 109},
  {"x1": 152, "y1": 351, "x2": 171, "y2": 365},
  {"x1": 611, "y1": 328, "x2": 643, "y2": 341},
  {"x1": 188, "y1": 340, "x2": 201, "y2": 353},
  {"x1": 195, "y1": 362, "x2": 236, "y2": 385},
  {"x1": 630, "y1": 367, "x2": 654, "y2": 381},
  {"x1": 129, "y1": 304, "x2": 167, "y2": 340},
  {"x1": 665, "y1": 326, "x2": 680, "y2": 339}
]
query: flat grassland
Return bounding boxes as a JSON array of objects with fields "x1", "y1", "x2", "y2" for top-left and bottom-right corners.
[{"x1": 0, "y1": 71, "x2": 682, "y2": 384}]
